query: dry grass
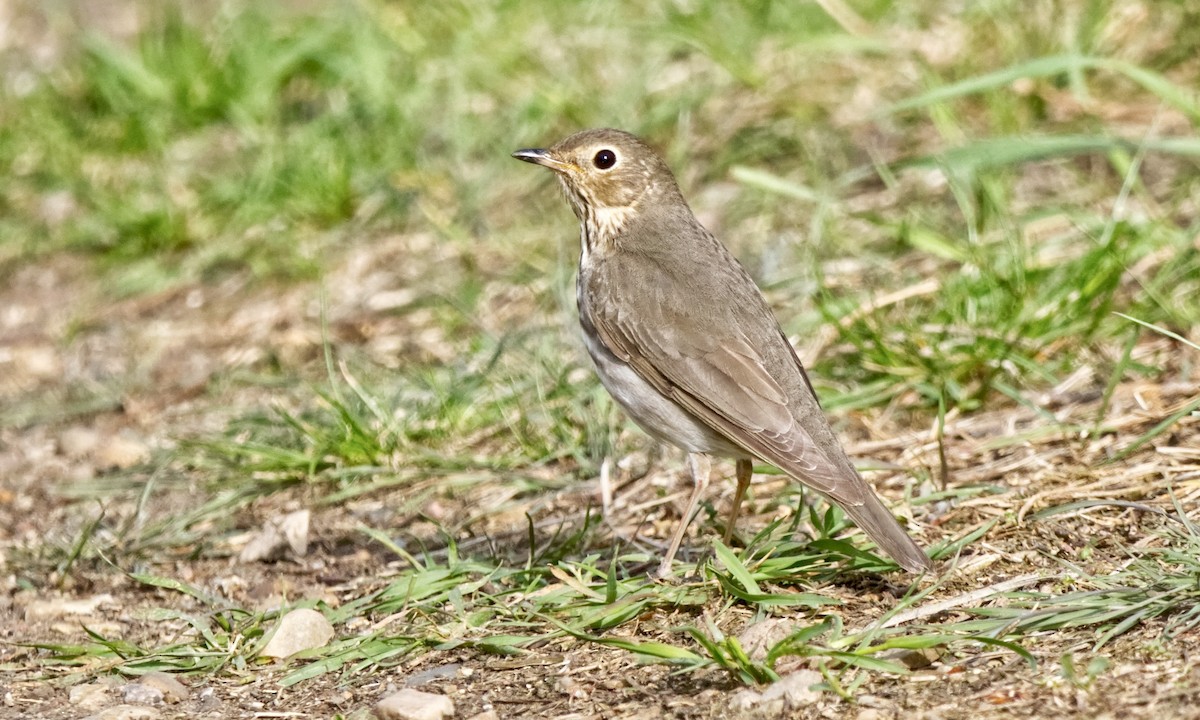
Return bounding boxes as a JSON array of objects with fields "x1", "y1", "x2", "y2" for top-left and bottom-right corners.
[{"x1": 2, "y1": 1, "x2": 1200, "y2": 718}]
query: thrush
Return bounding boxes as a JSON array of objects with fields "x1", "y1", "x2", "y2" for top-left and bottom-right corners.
[{"x1": 513, "y1": 128, "x2": 932, "y2": 576}]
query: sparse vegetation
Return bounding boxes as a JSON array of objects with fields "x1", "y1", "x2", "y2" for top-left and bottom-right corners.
[{"x1": 2, "y1": 1, "x2": 1198, "y2": 718}]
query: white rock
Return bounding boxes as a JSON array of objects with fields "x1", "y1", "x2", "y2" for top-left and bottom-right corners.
[
  {"x1": 83, "y1": 705, "x2": 161, "y2": 720},
  {"x1": 259, "y1": 608, "x2": 334, "y2": 659},
  {"x1": 761, "y1": 669, "x2": 823, "y2": 707},
  {"x1": 374, "y1": 688, "x2": 455, "y2": 720},
  {"x1": 138, "y1": 672, "x2": 189, "y2": 703},
  {"x1": 23, "y1": 593, "x2": 115, "y2": 621},
  {"x1": 729, "y1": 688, "x2": 765, "y2": 712},
  {"x1": 95, "y1": 435, "x2": 151, "y2": 469},
  {"x1": 121, "y1": 683, "x2": 163, "y2": 706},
  {"x1": 68, "y1": 683, "x2": 110, "y2": 709},
  {"x1": 729, "y1": 669, "x2": 822, "y2": 712}
]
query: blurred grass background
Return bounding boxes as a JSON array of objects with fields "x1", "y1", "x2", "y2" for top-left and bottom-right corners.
[{"x1": 3, "y1": 0, "x2": 1197, "y2": 418}]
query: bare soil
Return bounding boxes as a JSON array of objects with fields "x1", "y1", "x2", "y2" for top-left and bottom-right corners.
[{"x1": 2, "y1": 248, "x2": 1200, "y2": 720}]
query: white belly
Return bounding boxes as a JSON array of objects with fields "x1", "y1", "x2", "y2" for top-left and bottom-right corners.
[{"x1": 580, "y1": 324, "x2": 746, "y2": 458}]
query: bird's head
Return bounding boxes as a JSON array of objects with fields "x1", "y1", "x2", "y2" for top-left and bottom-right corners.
[{"x1": 513, "y1": 128, "x2": 682, "y2": 247}]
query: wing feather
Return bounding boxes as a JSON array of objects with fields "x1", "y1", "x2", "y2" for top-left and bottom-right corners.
[{"x1": 585, "y1": 251, "x2": 854, "y2": 499}]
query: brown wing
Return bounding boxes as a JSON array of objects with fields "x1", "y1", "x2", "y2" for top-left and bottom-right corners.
[
  {"x1": 585, "y1": 246, "x2": 932, "y2": 572},
  {"x1": 585, "y1": 248, "x2": 863, "y2": 503}
]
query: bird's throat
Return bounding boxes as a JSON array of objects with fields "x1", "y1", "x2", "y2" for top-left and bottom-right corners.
[
  {"x1": 556, "y1": 177, "x2": 641, "y2": 261},
  {"x1": 579, "y1": 204, "x2": 637, "y2": 261}
]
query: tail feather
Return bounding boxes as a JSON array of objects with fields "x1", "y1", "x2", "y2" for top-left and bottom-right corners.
[{"x1": 839, "y1": 492, "x2": 932, "y2": 573}]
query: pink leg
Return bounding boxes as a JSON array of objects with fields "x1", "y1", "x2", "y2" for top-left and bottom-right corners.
[{"x1": 655, "y1": 453, "x2": 712, "y2": 578}]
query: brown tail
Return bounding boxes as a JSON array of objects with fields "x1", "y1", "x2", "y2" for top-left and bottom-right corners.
[{"x1": 839, "y1": 491, "x2": 932, "y2": 573}]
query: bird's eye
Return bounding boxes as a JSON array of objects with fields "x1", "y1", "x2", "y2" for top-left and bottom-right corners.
[{"x1": 593, "y1": 149, "x2": 617, "y2": 170}]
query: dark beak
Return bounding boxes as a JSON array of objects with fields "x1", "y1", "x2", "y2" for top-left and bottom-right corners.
[{"x1": 512, "y1": 148, "x2": 576, "y2": 173}]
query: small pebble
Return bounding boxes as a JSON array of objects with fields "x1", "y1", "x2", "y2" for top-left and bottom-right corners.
[
  {"x1": 95, "y1": 435, "x2": 151, "y2": 469},
  {"x1": 68, "y1": 683, "x2": 109, "y2": 709},
  {"x1": 729, "y1": 669, "x2": 823, "y2": 712},
  {"x1": 121, "y1": 683, "x2": 163, "y2": 706},
  {"x1": 260, "y1": 608, "x2": 335, "y2": 659},
  {"x1": 374, "y1": 688, "x2": 455, "y2": 720},
  {"x1": 83, "y1": 705, "x2": 161, "y2": 720},
  {"x1": 138, "y1": 672, "x2": 189, "y2": 704},
  {"x1": 24, "y1": 593, "x2": 115, "y2": 621}
]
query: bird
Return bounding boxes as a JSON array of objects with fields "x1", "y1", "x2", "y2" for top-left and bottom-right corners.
[{"x1": 512, "y1": 128, "x2": 932, "y2": 577}]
